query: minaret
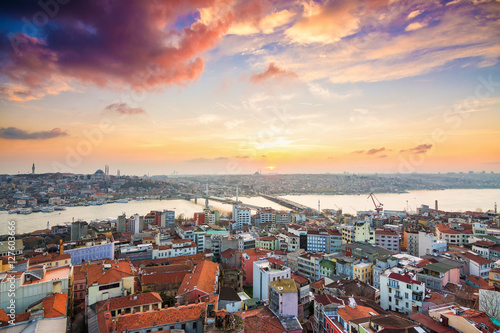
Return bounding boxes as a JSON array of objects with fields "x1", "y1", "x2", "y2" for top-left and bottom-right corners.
[
  {"x1": 32, "y1": 163, "x2": 35, "y2": 174},
  {"x1": 205, "y1": 184, "x2": 209, "y2": 208},
  {"x1": 236, "y1": 185, "x2": 239, "y2": 203}
]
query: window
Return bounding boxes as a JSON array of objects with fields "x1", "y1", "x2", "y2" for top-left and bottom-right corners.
[{"x1": 405, "y1": 293, "x2": 409, "y2": 299}]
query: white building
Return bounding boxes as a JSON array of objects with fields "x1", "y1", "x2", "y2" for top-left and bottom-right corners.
[
  {"x1": 258, "y1": 208, "x2": 276, "y2": 225},
  {"x1": 418, "y1": 231, "x2": 447, "y2": 257},
  {"x1": 152, "y1": 239, "x2": 197, "y2": 259},
  {"x1": 131, "y1": 214, "x2": 143, "y2": 234},
  {"x1": 0, "y1": 265, "x2": 72, "y2": 314},
  {"x1": 233, "y1": 205, "x2": 251, "y2": 229},
  {"x1": 238, "y1": 233, "x2": 256, "y2": 252},
  {"x1": 253, "y1": 260, "x2": 291, "y2": 301},
  {"x1": 375, "y1": 230, "x2": 400, "y2": 252},
  {"x1": 275, "y1": 211, "x2": 291, "y2": 225},
  {"x1": 379, "y1": 271, "x2": 425, "y2": 314}
]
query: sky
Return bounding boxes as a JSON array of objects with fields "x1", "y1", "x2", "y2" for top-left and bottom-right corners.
[{"x1": 0, "y1": 0, "x2": 499, "y2": 176}]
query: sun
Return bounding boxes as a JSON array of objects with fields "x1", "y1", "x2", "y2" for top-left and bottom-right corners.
[{"x1": 266, "y1": 166, "x2": 276, "y2": 170}]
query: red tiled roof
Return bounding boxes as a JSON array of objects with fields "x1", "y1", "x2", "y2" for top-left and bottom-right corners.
[
  {"x1": 416, "y1": 258, "x2": 438, "y2": 268},
  {"x1": 314, "y1": 294, "x2": 343, "y2": 306},
  {"x1": 375, "y1": 230, "x2": 397, "y2": 236},
  {"x1": 177, "y1": 260, "x2": 219, "y2": 296},
  {"x1": 141, "y1": 270, "x2": 188, "y2": 286},
  {"x1": 96, "y1": 292, "x2": 162, "y2": 313},
  {"x1": 291, "y1": 273, "x2": 309, "y2": 285},
  {"x1": 257, "y1": 236, "x2": 277, "y2": 242},
  {"x1": 235, "y1": 306, "x2": 285, "y2": 333},
  {"x1": 221, "y1": 248, "x2": 237, "y2": 259},
  {"x1": 447, "y1": 309, "x2": 499, "y2": 333},
  {"x1": 14, "y1": 312, "x2": 30, "y2": 323},
  {"x1": 460, "y1": 251, "x2": 493, "y2": 265},
  {"x1": 116, "y1": 302, "x2": 206, "y2": 331},
  {"x1": 311, "y1": 278, "x2": 325, "y2": 290},
  {"x1": 41, "y1": 293, "x2": 67, "y2": 318},
  {"x1": 338, "y1": 304, "x2": 379, "y2": 322},
  {"x1": 466, "y1": 275, "x2": 491, "y2": 289},
  {"x1": 473, "y1": 241, "x2": 496, "y2": 247},
  {"x1": 244, "y1": 248, "x2": 271, "y2": 257},
  {"x1": 0, "y1": 309, "x2": 8, "y2": 322},
  {"x1": 86, "y1": 260, "x2": 135, "y2": 285},
  {"x1": 97, "y1": 311, "x2": 113, "y2": 333},
  {"x1": 408, "y1": 313, "x2": 458, "y2": 333},
  {"x1": 388, "y1": 272, "x2": 422, "y2": 285}
]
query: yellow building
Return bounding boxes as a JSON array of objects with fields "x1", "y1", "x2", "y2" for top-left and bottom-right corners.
[
  {"x1": 353, "y1": 262, "x2": 373, "y2": 284},
  {"x1": 255, "y1": 236, "x2": 280, "y2": 250},
  {"x1": 489, "y1": 268, "x2": 500, "y2": 286}
]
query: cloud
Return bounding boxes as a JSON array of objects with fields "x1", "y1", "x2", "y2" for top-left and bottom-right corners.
[
  {"x1": 186, "y1": 157, "x2": 228, "y2": 163},
  {"x1": 198, "y1": 114, "x2": 219, "y2": 124},
  {"x1": 400, "y1": 144, "x2": 433, "y2": 154},
  {"x1": 0, "y1": 127, "x2": 68, "y2": 140},
  {"x1": 377, "y1": 155, "x2": 387, "y2": 158},
  {"x1": 405, "y1": 22, "x2": 425, "y2": 32},
  {"x1": 0, "y1": 0, "x2": 234, "y2": 100},
  {"x1": 257, "y1": 0, "x2": 500, "y2": 84},
  {"x1": 407, "y1": 10, "x2": 423, "y2": 20},
  {"x1": 249, "y1": 62, "x2": 298, "y2": 85},
  {"x1": 285, "y1": 0, "x2": 363, "y2": 44},
  {"x1": 367, "y1": 147, "x2": 386, "y2": 155},
  {"x1": 352, "y1": 150, "x2": 365, "y2": 154},
  {"x1": 105, "y1": 103, "x2": 146, "y2": 115},
  {"x1": 224, "y1": 120, "x2": 244, "y2": 130},
  {"x1": 234, "y1": 156, "x2": 250, "y2": 159}
]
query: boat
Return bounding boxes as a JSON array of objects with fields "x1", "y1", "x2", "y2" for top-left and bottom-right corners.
[
  {"x1": 54, "y1": 206, "x2": 66, "y2": 211},
  {"x1": 8, "y1": 209, "x2": 19, "y2": 214},
  {"x1": 115, "y1": 199, "x2": 129, "y2": 203},
  {"x1": 41, "y1": 207, "x2": 55, "y2": 213},
  {"x1": 18, "y1": 208, "x2": 32, "y2": 214}
]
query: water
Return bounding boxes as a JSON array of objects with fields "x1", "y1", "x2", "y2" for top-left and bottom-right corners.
[
  {"x1": 1, "y1": 189, "x2": 498, "y2": 235},
  {"x1": 282, "y1": 189, "x2": 500, "y2": 215}
]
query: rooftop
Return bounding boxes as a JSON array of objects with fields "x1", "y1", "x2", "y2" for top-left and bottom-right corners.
[
  {"x1": 422, "y1": 262, "x2": 457, "y2": 274},
  {"x1": 96, "y1": 292, "x2": 162, "y2": 312},
  {"x1": 116, "y1": 302, "x2": 206, "y2": 331},
  {"x1": 269, "y1": 278, "x2": 298, "y2": 293}
]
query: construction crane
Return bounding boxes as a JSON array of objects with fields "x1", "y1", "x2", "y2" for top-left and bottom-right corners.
[{"x1": 367, "y1": 192, "x2": 383, "y2": 214}]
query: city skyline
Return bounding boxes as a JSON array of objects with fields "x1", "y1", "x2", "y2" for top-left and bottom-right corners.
[{"x1": 1, "y1": 0, "x2": 500, "y2": 176}]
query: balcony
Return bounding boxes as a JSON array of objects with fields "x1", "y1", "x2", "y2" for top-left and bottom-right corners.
[{"x1": 395, "y1": 294, "x2": 403, "y2": 300}]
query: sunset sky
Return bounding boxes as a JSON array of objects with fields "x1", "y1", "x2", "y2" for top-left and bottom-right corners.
[{"x1": 1, "y1": 0, "x2": 499, "y2": 175}]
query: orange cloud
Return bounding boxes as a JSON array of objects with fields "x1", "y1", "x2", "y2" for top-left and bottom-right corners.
[{"x1": 249, "y1": 62, "x2": 298, "y2": 85}]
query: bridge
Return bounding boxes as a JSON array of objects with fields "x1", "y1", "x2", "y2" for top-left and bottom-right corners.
[
  {"x1": 259, "y1": 194, "x2": 322, "y2": 216},
  {"x1": 177, "y1": 192, "x2": 263, "y2": 211}
]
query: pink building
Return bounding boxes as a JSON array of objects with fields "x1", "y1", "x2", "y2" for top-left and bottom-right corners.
[
  {"x1": 416, "y1": 262, "x2": 460, "y2": 292},
  {"x1": 269, "y1": 278, "x2": 298, "y2": 318},
  {"x1": 241, "y1": 248, "x2": 271, "y2": 286}
]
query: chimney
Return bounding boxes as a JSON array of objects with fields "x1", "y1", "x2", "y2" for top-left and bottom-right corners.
[
  {"x1": 59, "y1": 239, "x2": 64, "y2": 255},
  {"x1": 435, "y1": 200, "x2": 438, "y2": 211}
]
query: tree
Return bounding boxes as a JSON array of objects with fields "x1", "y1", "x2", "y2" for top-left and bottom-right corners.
[{"x1": 479, "y1": 289, "x2": 500, "y2": 320}]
